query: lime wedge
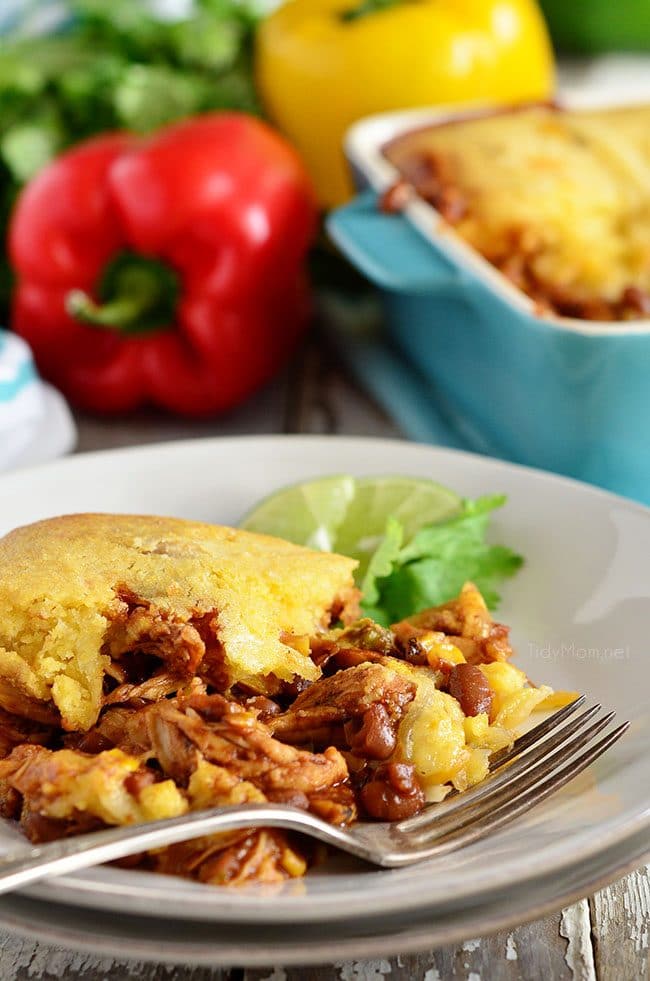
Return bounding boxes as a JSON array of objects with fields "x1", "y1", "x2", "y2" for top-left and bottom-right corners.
[
  {"x1": 240, "y1": 475, "x2": 462, "y2": 577},
  {"x1": 240, "y1": 475, "x2": 357, "y2": 552},
  {"x1": 334, "y1": 477, "x2": 461, "y2": 577}
]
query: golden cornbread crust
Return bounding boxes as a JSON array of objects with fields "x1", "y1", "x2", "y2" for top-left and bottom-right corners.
[
  {"x1": 385, "y1": 104, "x2": 650, "y2": 319},
  {"x1": 0, "y1": 513, "x2": 357, "y2": 731}
]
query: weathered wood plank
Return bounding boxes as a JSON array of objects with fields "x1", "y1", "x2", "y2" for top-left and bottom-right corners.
[
  {"x1": 591, "y1": 865, "x2": 650, "y2": 981},
  {"x1": 560, "y1": 900, "x2": 596, "y2": 981},
  {"x1": 75, "y1": 372, "x2": 289, "y2": 452},
  {"x1": 284, "y1": 329, "x2": 400, "y2": 440},
  {"x1": 0, "y1": 932, "x2": 234, "y2": 980},
  {"x1": 243, "y1": 913, "x2": 572, "y2": 981}
]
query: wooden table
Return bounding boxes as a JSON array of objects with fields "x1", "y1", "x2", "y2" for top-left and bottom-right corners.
[{"x1": 1, "y1": 332, "x2": 648, "y2": 980}]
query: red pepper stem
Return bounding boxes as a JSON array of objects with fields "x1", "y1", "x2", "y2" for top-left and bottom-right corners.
[
  {"x1": 65, "y1": 252, "x2": 179, "y2": 337},
  {"x1": 66, "y1": 290, "x2": 155, "y2": 330}
]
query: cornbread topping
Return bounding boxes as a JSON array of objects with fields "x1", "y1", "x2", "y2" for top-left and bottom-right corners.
[{"x1": 384, "y1": 104, "x2": 650, "y2": 320}]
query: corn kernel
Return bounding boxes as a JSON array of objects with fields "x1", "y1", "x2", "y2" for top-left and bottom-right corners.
[
  {"x1": 479, "y1": 661, "x2": 527, "y2": 714},
  {"x1": 281, "y1": 847, "x2": 308, "y2": 878},
  {"x1": 460, "y1": 747, "x2": 490, "y2": 789},
  {"x1": 534, "y1": 690, "x2": 581, "y2": 711},
  {"x1": 280, "y1": 632, "x2": 311, "y2": 657},
  {"x1": 425, "y1": 637, "x2": 466, "y2": 669},
  {"x1": 464, "y1": 712, "x2": 490, "y2": 743}
]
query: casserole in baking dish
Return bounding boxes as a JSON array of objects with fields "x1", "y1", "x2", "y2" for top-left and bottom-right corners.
[
  {"x1": 383, "y1": 104, "x2": 650, "y2": 321},
  {"x1": 328, "y1": 100, "x2": 650, "y2": 503}
]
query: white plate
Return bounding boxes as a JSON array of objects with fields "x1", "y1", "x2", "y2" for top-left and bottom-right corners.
[
  {"x1": 0, "y1": 436, "x2": 648, "y2": 926},
  {"x1": 0, "y1": 827, "x2": 648, "y2": 967}
]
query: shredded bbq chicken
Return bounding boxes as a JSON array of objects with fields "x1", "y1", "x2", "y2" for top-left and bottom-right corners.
[
  {"x1": 152, "y1": 829, "x2": 308, "y2": 886},
  {"x1": 0, "y1": 694, "x2": 356, "y2": 884},
  {"x1": 65, "y1": 705, "x2": 154, "y2": 756},
  {"x1": 327, "y1": 585, "x2": 362, "y2": 626},
  {"x1": 103, "y1": 672, "x2": 188, "y2": 707},
  {"x1": 270, "y1": 663, "x2": 416, "y2": 760},
  {"x1": 0, "y1": 707, "x2": 53, "y2": 758},
  {"x1": 106, "y1": 596, "x2": 206, "y2": 676},
  {"x1": 394, "y1": 582, "x2": 513, "y2": 664},
  {"x1": 0, "y1": 578, "x2": 541, "y2": 886},
  {"x1": 149, "y1": 697, "x2": 351, "y2": 808}
]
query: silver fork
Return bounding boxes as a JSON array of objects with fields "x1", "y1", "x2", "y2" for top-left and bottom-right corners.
[{"x1": 0, "y1": 697, "x2": 627, "y2": 894}]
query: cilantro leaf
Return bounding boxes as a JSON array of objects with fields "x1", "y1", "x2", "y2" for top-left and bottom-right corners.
[
  {"x1": 398, "y1": 494, "x2": 507, "y2": 564},
  {"x1": 360, "y1": 515, "x2": 403, "y2": 611},
  {"x1": 359, "y1": 495, "x2": 523, "y2": 624},
  {"x1": 0, "y1": 0, "x2": 262, "y2": 315}
]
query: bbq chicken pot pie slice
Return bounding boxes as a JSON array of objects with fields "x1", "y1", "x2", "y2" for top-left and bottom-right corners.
[{"x1": 0, "y1": 514, "x2": 357, "y2": 731}]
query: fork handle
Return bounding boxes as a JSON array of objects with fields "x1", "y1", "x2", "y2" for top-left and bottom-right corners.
[{"x1": 0, "y1": 804, "x2": 349, "y2": 896}]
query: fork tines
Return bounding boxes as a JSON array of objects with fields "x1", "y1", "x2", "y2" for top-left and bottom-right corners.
[{"x1": 395, "y1": 697, "x2": 629, "y2": 858}]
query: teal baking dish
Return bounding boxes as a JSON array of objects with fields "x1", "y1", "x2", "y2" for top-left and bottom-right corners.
[{"x1": 327, "y1": 103, "x2": 650, "y2": 503}]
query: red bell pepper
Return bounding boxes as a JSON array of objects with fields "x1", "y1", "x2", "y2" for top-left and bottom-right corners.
[{"x1": 9, "y1": 114, "x2": 316, "y2": 415}]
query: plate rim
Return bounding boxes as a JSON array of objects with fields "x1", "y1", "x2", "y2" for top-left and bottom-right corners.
[
  {"x1": 7, "y1": 431, "x2": 650, "y2": 520},
  {"x1": 3, "y1": 833, "x2": 649, "y2": 966}
]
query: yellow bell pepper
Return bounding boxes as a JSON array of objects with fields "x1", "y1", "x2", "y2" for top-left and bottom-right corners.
[{"x1": 256, "y1": 0, "x2": 555, "y2": 208}]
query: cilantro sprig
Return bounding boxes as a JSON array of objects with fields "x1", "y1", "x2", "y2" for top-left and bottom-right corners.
[{"x1": 360, "y1": 495, "x2": 523, "y2": 625}]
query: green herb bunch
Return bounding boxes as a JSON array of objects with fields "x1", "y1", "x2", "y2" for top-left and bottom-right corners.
[{"x1": 0, "y1": 0, "x2": 262, "y2": 311}]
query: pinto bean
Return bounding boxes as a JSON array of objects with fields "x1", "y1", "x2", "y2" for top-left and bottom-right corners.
[
  {"x1": 244, "y1": 695, "x2": 281, "y2": 719},
  {"x1": 447, "y1": 663, "x2": 493, "y2": 717},
  {"x1": 344, "y1": 704, "x2": 396, "y2": 760},
  {"x1": 360, "y1": 762, "x2": 425, "y2": 821}
]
